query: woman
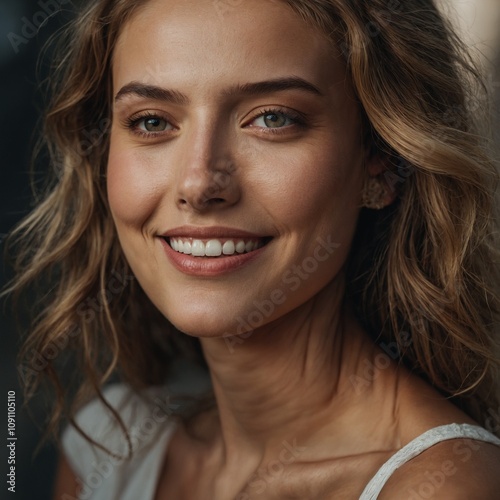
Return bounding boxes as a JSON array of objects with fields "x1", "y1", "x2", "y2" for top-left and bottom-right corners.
[{"x1": 5, "y1": 0, "x2": 500, "y2": 498}]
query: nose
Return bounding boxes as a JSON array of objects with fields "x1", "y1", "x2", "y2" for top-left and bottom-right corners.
[{"x1": 175, "y1": 126, "x2": 241, "y2": 213}]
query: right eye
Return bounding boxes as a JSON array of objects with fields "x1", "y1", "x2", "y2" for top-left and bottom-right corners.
[
  {"x1": 138, "y1": 116, "x2": 172, "y2": 132},
  {"x1": 125, "y1": 113, "x2": 175, "y2": 136}
]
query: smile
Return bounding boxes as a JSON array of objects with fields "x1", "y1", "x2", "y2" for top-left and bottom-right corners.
[{"x1": 165, "y1": 237, "x2": 272, "y2": 258}]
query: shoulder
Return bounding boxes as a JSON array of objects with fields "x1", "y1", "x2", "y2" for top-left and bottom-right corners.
[
  {"x1": 378, "y1": 438, "x2": 500, "y2": 499},
  {"x1": 61, "y1": 383, "x2": 176, "y2": 480}
]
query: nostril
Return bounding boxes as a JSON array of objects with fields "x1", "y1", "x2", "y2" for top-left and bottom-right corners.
[{"x1": 196, "y1": 198, "x2": 225, "y2": 208}]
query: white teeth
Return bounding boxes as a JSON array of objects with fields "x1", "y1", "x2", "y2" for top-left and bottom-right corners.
[
  {"x1": 222, "y1": 240, "x2": 235, "y2": 255},
  {"x1": 192, "y1": 240, "x2": 205, "y2": 256},
  {"x1": 205, "y1": 240, "x2": 222, "y2": 257},
  {"x1": 168, "y1": 237, "x2": 266, "y2": 257}
]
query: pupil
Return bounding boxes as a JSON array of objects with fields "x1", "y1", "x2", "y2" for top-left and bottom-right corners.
[
  {"x1": 264, "y1": 113, "x2": 285, "y2": 128},
  {"x1": 145, "y1": 118, "x2": 163, "y2": 131}
]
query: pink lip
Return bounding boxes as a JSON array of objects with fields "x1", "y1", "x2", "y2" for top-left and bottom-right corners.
[
  {"x1": 160, "y1": 237, "x2": 271, "y2": 277},
  {"x1": 161, "y1": 225, "x2": 269, "y2": 239}
]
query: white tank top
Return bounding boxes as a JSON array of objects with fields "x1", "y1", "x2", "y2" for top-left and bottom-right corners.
[
  {"x1": 62, "y1": 385, "x2": 500, "y2": 499},
  {"x1": 359, "y1": 422, "x2": 500, "y2": 499}
]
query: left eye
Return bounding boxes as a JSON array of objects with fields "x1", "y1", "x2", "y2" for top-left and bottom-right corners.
[{"x1": 252, "y1": 112, "x2": 295, "y2": 129}]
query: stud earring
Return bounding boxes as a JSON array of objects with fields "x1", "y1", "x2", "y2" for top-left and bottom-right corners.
[{"x1": 362, "y1": 177, "x2": 389, "y2": 210}]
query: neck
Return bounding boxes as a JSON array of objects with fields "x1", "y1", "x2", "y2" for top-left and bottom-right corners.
[{"x1": 198, "y1": 277, "x2": 401, "y2": 468}]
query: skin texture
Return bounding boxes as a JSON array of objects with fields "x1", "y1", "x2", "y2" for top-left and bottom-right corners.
[
  {"x1": 55, "y1": 0, "x2": 500, "y2": 499},
  {"x1": 108, "y1": 0, "x2": 367, "y2": 339}
]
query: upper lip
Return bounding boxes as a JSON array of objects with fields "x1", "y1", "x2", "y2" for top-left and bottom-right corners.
[{"x1": 161, "y1": 225, "x2": 271, "y2": 239}]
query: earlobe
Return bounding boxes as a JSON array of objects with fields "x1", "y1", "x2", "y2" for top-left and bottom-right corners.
[
  {"x1": 361, "y1": 152, "x2": 399, "y2": 210},
  {"x1": 361, "y1": 176, "x2": 394, "y2": 210}
]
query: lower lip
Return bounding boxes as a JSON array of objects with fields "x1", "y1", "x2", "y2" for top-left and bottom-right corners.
[{"x1": 160, "y1": 238, "x2": 270, "y2": 277}]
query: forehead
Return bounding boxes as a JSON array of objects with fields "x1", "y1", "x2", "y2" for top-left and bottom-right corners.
[{"x1": 112, "y1": 0, "x2": 347, "y2": 96}]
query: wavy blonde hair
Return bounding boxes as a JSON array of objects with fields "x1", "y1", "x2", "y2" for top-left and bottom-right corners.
[{"x1": 4, "y1": 0, "x2": 500, "y2": 451}]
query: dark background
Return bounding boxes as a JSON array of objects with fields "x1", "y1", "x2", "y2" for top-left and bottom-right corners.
[
  {"x1": 0, "y1": 1, "x2": 498, "y2": 500},
  {"x1": 1, "y1": 2, "x2": 82, "y2": 499}
]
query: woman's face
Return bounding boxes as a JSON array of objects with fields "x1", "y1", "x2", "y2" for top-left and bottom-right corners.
[{"x1": 108, "y1": 0, "x2": 368, "y2": 337}]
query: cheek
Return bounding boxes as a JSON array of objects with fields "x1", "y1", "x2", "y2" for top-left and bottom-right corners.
[
  {"x1": 107, "y1": 140, "x2": 165, "y2": 228},
  {"x1": 247, "y1": 139, "x2": 363, "y2": 231}
]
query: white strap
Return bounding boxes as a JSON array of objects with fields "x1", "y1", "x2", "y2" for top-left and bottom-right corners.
[{"x1": 359, "y1": 423, "x2": 500, "y2": 499}]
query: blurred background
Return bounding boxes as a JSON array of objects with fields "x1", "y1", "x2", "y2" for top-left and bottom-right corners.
[
  {"x1": 1, "y1": 2, "x2": 83, "y2": 499},
  {"x1": 0, "y1": 1, "x2": 499, "y2": 499}
]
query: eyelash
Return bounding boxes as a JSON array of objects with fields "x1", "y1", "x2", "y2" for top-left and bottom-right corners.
[
  {"x1": 123, "y1": 107, "x2": 307, "y2": 139},
  {"x1": 124, "y1": 112, "x2": 174, "y2": 139},
  {"x1": 246, "y1": 107, "x2": 307, "y2": 135}
]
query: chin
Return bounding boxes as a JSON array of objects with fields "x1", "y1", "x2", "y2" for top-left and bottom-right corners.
[
  {"x1": 159, "y1": 290, "x2": 268, "y2": 336},
  {"x1": 161, "y1": 306, "x2": 241, "y2": 340}
]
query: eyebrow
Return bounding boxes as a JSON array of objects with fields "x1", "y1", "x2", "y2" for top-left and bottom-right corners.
[
  {"x1": 114, "y1": 77, "x2": 323, "y2": 104},
  {"x1": 224, "y1": 77, "x2": 323, "y2": 97},
  {"x1": 115, "y1": 82, "x2": 189, "y2": 105}
]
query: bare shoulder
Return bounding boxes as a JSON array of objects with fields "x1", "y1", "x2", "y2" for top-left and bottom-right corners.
[
  {"x1": 52, "y1": 452, "x2": 80, "y2": 499},
  {"x1": 378, "y1": 439, "x2": 500, "y2": 499}
]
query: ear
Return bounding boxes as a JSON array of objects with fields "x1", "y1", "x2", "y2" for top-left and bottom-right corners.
[{"x1": 362, "y1": 150, "x2": 399, "y2": 209}]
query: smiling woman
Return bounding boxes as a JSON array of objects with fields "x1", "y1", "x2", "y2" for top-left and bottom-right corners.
[{"x1": 3, "y1": 0, "x2": 500, "y2": 499}]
